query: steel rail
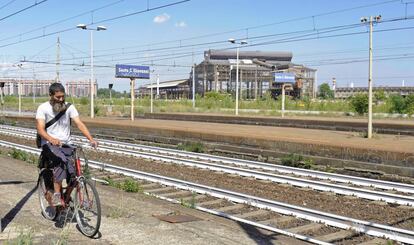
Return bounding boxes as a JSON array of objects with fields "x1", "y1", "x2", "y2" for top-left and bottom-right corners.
[
  {"x1": 1, "y1": 139, "x2": 413, "y2": 244},
  {"x1": 1, "y1": 127, "x2": 414, "y2": 205},
  {"x1": 1, "y1": 125, "x2": 414, "y2": 195}
]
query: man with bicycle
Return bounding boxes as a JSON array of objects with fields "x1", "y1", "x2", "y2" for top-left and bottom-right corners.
[{"x1": 36, "y1": 82, "x2": 98, "y2": 207}]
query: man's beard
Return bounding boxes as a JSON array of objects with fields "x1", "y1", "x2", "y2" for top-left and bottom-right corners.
[{"x1": 50, "y1": 100, "x2": 67, "y2": 113}]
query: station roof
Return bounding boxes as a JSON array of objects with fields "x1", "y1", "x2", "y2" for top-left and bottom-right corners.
[{"x1": 144, "y1": 79, "x2": 188, "y2": 89}]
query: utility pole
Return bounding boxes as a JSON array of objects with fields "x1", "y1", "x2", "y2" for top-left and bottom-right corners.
[
  {"x1": 56, "y1": 37, "x2": 60, "y2": 83},
  {"x1": 32, "y1": 65, "x2": 36, "y2": 104},
  {"x1": 90, "y1": 31, "x2": 94, "y2": 118},
  {"x1": 156, "y1": 74, "x2": 160, "y2": 98},
  {"x1": 130, "y1": 78, "x2": 135, "y2": 120},
  {"x1": 228, "y1": 39, "x2": 248, "y2": 115},
  {"x1": 192, "y1": 64, "x2": 196, "y2": 108},
  {"x1": 361, "y1": 15, "x2": 381, "y2": 139}
]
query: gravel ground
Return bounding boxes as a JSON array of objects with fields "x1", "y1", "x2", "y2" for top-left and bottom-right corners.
[{"x1": 1, "y1": 134, "x2": 413, "y2": 227}]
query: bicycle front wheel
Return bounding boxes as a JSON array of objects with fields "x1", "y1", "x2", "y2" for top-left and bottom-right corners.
[{"x1": 74, "y1": 178, "x2": 101, "y2": 237}]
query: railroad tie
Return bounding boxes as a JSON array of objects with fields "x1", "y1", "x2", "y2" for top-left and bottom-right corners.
[
  {"x1": 286, "y1": 223, "x2": 324, "y2": 234},
  {"x1": 181, "y1": 194, "x2": 206, "y2": 202},
  {"x1": 357, "y1": 238, "x2": 388, "y2": 245},
  {"x1": 235, "y1": 209, "x2": 269, "y2": 219},
  {"x1": 197, "y1": 199, "x2": 224, "y2": 207},
  {"x1": 147, "y1": 186, "x2": 174, "y2": 194},
  {"x1": 216, "y1": 204, "x2": 245, "y2": 213},
  {"x1": 259, "y1": 216, "x2": 296, "y2": 226},
  {"x1": 314, "y1": 230, "x2": 355, "y2": 243},
  {"x1": 141, "y1": 183, "x2": 160, "y2": 189},
  {"x1": 159, "y1": 190, "x2": 191, "y2": 198}
]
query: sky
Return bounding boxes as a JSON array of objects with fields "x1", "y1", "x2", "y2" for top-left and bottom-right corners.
[{"x1": 0, "y1": 0, "x2": 413, "y2": 92}]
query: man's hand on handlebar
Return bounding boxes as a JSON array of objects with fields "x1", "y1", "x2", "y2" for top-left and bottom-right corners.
[
  {"x1": 90, "y1": 140, "x2": 98, "y2": 149},
  {"x1": 49, "y1": 137, "x2": 61, "y2": 146}
]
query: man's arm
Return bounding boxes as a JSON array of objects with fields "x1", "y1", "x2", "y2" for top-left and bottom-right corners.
[
  {"x1": 36, "y1": 119, "x2": 61, "y2": 145},
  {"x1": 72, "y1": 116, "x2": 98, "y2": 147}
]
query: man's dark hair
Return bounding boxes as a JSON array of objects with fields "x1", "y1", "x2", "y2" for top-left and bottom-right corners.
[{"x1": 49, "y1": 82, "x2": 65, "y2": 95}]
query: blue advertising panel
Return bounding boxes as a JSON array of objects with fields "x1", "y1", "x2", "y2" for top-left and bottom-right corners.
[
  {"x1": 115, "y1": 64, "x2": 150, "y2": 79},
  {"x1": 274, "y1": 72, "x2": 295, "y2": 83}
]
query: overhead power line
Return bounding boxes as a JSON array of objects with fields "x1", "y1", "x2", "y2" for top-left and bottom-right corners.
[
  {"x1": 0, "y1": 0, "x2": 125, "y2": 43},
  {"x1": 0, "y1": 0, "x2": 18, "y2": 11},
  {"x1": 0, "y1": 0, "x2": 48, "y2": 22},
  {"x1": 82, "y1": 0, "x2": 402, "y2": 53},
  {"x1": 19, "y1": 24, "x2": 414, "y2": 71},
  {"x1": 0, "y1": 0, "x2": 190, "y2": 49}
]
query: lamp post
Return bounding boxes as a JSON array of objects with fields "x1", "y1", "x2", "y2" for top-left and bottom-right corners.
[
  {"x1": 228, "y1": 38, "x2": 248, "y2": 115},
  {"x1": 77, "y1": 24, "x2": 107, "y2": 119},
  {"x1": 360, "y1": 15, "x2": 381, "y2": 139}
]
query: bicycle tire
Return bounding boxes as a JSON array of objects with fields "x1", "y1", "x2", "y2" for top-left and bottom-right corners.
[
  {"x1": 74, "y1": 178, "x2": 101, "y2": 237},
  {"x1": 37, "y1": 169, "x2": 57, "y2": 220}
]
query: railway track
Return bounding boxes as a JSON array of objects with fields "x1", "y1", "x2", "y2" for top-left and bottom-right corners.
[
  {"x1": 0, "y1": 139, "x2": 413, "y2": 244},
  {"x1": 1, "y1": 125, "x2": 414, "y2": 207}
]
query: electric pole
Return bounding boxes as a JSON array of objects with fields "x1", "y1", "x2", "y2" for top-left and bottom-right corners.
[{"x1": 361, "y1": 15, "x2": 381, "y2": 139}]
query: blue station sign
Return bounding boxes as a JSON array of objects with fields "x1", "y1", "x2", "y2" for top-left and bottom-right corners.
[
  {"x1": 274, "y1": 72, "x2": 295, "y2": 83},
  {"x1": 115, "y1": 64, "x2": 150, "y2": 79}
]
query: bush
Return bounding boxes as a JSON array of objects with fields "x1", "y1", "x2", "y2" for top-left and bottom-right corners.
[
  {"x1": 177, "y1": 142, "x2": 204, "y2": 153},
  {"x1": 349, "y1": 94, "x2": 368, "y2": 115},
  {"x1": 388, "y1": 95, "x2": 406, "y2": 114},
  {"x1": 121, "y1": 179, "x2": 142, "y2": 192}
]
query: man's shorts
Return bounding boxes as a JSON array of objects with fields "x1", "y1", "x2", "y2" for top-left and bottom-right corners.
[{"x1": 41, "y1": 143, "x2": 75, "y2": 182}]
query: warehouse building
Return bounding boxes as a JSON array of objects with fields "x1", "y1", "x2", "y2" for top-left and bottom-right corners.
[
  {"x1": 334, "y1": 86, "x2": 414, "y2": 99},
  {"x1": 139, "y1": 49, "x2": 317, "y2": 99},
  {"x1": 190, "y1": 50, "x2": 317, "y2": 99}
]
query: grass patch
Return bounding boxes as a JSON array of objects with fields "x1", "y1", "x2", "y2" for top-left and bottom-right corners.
[
  {"x1": 51, "y1": 227, "x2": 70, "y2": 245},
  {"x1": 10, "y1": 149, "x2": 29, "y2": 161},
  {"x1": 5, "y1": 228, "x2": 34, "y2": 245},
  {"x1": 103, "y1": 177, "x2": 142, "y2": 193},
  {"x1": 177, "y1": 142, "x2": 204, "y2": 153},
  {"x1": 281, "y1": 154, "x2": 314, "y2": 169},
  {"x1": 9, "y1": 149, "x2": 37, "y2": 165},
  {"x1": 180, "y1": 192, "x2": 196, "y2": 209}
]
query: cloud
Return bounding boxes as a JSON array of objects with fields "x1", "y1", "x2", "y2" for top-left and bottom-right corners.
[
  {"x1": 153, "y1": 13, "x2": 170, "y2": 23},
  {"x1": 175, "y1": 21, "x2": 187, "y2": 28}
]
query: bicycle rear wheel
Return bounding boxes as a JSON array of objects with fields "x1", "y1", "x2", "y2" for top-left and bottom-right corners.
[
  {"x1": 74, "y1": 178, "x2": 101, "y2": 237},
  {"x1": 38, "y1": 169, "x2": 57, "y2": 220}
]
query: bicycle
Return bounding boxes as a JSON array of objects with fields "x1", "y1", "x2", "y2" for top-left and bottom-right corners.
[{"x1": 37, "y1": 143, "x2": 101, "y2": 238}]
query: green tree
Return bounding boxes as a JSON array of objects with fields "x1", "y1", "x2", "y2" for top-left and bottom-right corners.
[
  {"x1": 405, "y1": 94, "x2": 414, "y2": 115},
  {"x1": 318, "y1": 83, "x2": 334, "y2": 99},
  {"x1": 374, "y1": 89, "x2": 386, "y2": 104},
  {"x1": 388, "y1": 95, "x2": 406, "y2": 114},
  {"x1": 350, "y1": 93, "x2": 368, "y2": 115}
]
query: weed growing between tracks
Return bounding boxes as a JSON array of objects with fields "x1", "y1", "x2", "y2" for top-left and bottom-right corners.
[
  {"x1": 281, "y1": 153, "x2": 314, "y2": 169},
  {"x1": 180, "y1": 192, "x2": 197, "y2": 209},
  {"x1": 177, "y1": 142, "x2": 205, "y2": 153},
  {"x1": 103, "y1": 176, "x2": 143, "y2": 193}
]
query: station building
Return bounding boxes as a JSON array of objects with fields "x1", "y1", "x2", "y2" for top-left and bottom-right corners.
[{"x1": 139, "y1": 49, "x2": 317, "y2": 100}]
